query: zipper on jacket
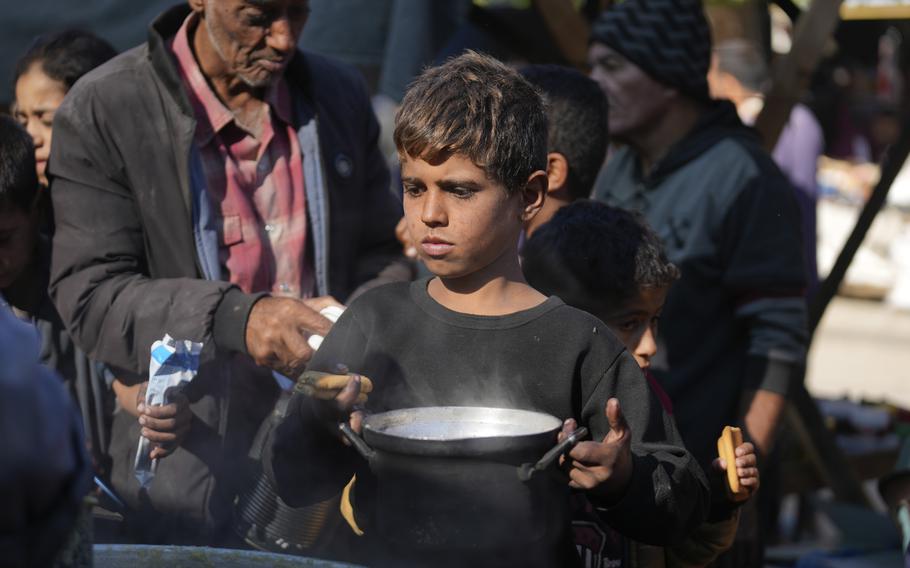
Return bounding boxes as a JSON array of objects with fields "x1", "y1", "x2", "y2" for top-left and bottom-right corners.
[{"x1": 312, "y1": 115, "x2": 331, "y2": 297}]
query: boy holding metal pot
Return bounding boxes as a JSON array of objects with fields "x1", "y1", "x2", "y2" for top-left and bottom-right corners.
[{"x1": 266, "y1": 51, "x2": 709, "y2": 567}]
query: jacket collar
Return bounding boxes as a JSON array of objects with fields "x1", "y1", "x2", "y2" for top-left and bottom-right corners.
[
  {"x1": 638, "y1": 100, "x2": 759, "y2": 184},
  {"x1": 147, "y1": 5, "x2": 195, "y2": 117}
]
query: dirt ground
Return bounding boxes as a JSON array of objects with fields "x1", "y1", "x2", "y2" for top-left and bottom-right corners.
[{"x1": 807, "y1": 296, "x2": 910, "y2": 409}]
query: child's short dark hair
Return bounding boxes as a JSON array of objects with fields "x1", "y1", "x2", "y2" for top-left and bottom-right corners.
[
  {"x1": 523, "y1": 200, "x2": 679, "y2": 311},
  {"x1": 14, "y1": 29, "x2": 116, "y2": 91},
  {"x1": 519, "y1": 65, "x2": 609, "y2": 200},
  {"x1": 0, "y1": 116, "x2": 39, "y2": 212},
  {"x1": 394, "y1": 51, "x2": 548, "y2": 195}
]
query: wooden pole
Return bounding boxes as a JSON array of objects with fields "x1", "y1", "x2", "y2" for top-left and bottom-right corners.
[
  {"x1": 754, "y1": 0, "x2": 844, "y2": 151},
  {"x1": 534, "y1": 0, "x2": 592, "y2": 69},
  {"x1": 809, "y1": 122, "x2": 910, "y2": 335}
]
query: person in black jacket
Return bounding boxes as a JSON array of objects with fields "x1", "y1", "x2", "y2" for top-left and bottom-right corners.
[
  {"x1": 588, "y1": 0, "x2": 808, "y2": 564},
  {"x1": 47, "y1": 0, "x2": 406, "y2": 544}
]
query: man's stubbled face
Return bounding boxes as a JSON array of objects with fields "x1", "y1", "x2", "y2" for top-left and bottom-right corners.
[
  {"x1": 201, "y1": 0, "x2": 309, "y2": 88},
  {"x1": 588, "y1": 42, "x2": 675, "y2": 143}
]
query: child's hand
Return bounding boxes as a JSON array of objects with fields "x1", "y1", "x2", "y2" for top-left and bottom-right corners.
[
  {"x1": 712, "y1": 441, "x2": 759, "y2": 499},
  {"x1": 136, "y1": 383, "x2": 192, "y2": 460},
  {"x1": 559, "y1": 398, "x2": 633, "y2": 502},
  {"x1": 305, "y1": 364, "x2": 368, "y2": 445}
]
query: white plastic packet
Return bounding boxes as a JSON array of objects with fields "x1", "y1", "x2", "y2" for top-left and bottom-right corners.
[
  {"x1": 272, "y1": 304, "x2": 345, "y2": 390},
  {"x1": 134, "y1": 334, "x2": 203, "y2": 487},
  {"x1": 306, "y1": 305, "x2": 345, "y2": 351}
]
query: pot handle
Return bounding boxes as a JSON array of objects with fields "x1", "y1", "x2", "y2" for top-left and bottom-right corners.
[
  {"x1": 339, "y1": 422, "x2": 375, "y2": 462},
  {"x1": 517, "y1": 427, "x2": 588, "y2": 482}
]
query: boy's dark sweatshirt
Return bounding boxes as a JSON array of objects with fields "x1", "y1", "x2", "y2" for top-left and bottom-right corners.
[{"x1": 266, "y1": 279, "x2": 709, "y2": 564}]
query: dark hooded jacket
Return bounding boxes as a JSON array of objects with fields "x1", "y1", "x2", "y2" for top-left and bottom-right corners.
[{"x1": 594, "y1": 101, "x2": 808, "y2": 468}]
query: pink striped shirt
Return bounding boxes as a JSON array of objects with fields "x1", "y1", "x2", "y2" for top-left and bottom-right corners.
[{"x1": 170, "y1": 14, "x2": 313, "y2": 298}]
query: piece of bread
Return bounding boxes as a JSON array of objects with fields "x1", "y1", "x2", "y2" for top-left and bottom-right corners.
[
  {"x1": 312, "y1": 373, "x2": 374, "y2": 392},
  {"x1": 295, "y1": 371, "x2": 373, "y2": 401},
  {"x1": 717, "y1": 426, "x2": 748, "y2": 501}
]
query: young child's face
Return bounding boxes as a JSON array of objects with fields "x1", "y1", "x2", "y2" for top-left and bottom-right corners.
[
  {"x1": 14, "y1": 65, "x2": 66, "y2": 187},
  {"x1": 0, "y1": 205, "x2": 38, "y2": 289},
  {"x1": 601, "y1": 285, "x2": 669, "y2": 370},
  {"x1": 400, "y1": 153, "x2": 531, "y2": 280}
]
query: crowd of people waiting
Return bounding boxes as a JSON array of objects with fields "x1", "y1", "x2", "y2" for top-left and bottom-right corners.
[{"x1": 1, "y1": 0, "x2": 813, "y2": 566}]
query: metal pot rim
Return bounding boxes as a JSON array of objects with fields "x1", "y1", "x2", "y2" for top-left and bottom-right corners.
[{"x1": 361, "y1": 406, "x2": 562, "y2": 457}]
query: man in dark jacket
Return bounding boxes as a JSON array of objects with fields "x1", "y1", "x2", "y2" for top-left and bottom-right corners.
[
  {"x1": 47, "y1": 0, "x2": 407, "y2": 543},
  {"x1": 588, "y1": 0, "x2": 808, "y2": 564}
]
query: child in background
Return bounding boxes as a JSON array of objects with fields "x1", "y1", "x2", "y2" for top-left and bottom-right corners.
[
  {"x1": 523, "y1": 200, "x2": 760, "y2": 567},
  {"x1": 267, "y1": 52, "x2": 709, "y2": 567},
  {"x1": 14, "y1": 30, "x2": 116, "y2": 189},
  {"x1": 518, "y1": 64, "x2": 609, "y2": 239}
]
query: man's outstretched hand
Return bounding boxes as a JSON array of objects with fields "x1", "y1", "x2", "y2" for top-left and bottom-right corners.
[
  {"x1": 245, "y1": 296, "x2": 333, "y2": 377},
  {"x1": 559, "y1": 398, "x2": 633, "y2": 503}
]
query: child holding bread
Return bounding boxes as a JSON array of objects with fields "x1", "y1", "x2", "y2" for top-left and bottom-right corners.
[{"x1": 524, "y1": 200, "x2": 760, "y2": 567}]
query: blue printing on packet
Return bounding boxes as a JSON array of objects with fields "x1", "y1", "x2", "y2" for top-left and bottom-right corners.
[
  {"x1": 151, "y1": 344, "x2": 200, "y2": 373},
  {"x1": 136, "y1": 336, "x2": 203, "y2": 487}
]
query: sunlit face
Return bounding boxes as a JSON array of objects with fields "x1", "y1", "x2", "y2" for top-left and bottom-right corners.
[
  {"x1": 14, "y1": 64, "x2": 67, "y2": 187},
  {"x1": 602, "y1": 285, "x2": 669, "y2": 370},
  {"x1": 588, "y1": 43, "x2": 675, "y2": 142},
  {"x1": 401, "y1": 153, "x2": 534, "y2": 281},
  {"x1": 0, "y1": 206, "x2": 38, "y2": 289},
  {"x1": 199, "y1": 0, "x2": 309, "y2": 88}
]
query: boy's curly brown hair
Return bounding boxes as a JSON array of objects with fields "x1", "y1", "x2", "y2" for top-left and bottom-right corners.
[{"x1": 394, "y1": 51, "x2": 548, "y2": 195}]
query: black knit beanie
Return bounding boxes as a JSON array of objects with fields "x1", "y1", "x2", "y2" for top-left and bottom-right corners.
[{"x1": 590, "y1": 0, "x2": 712, "y2": 101}]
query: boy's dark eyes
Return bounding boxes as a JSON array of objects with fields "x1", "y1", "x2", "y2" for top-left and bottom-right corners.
[
  {"x1": 446, "y1": 186, "x2": 476, "y2": 199},
  {"x1": 402, "y1": 184, "x2": 423, "y2": 197},
  {"x1": 402, "y1": 185, "x2": 475, "y2": 199}
]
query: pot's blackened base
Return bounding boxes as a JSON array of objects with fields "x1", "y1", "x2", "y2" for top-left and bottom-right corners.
[{"x1": 369, "y1": 452, "x2": 572, "y2": 567}]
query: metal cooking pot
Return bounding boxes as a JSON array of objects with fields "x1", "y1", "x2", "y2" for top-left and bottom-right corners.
[{"x1": 339, "y1": 407, "x2": 587, "y2": 566}]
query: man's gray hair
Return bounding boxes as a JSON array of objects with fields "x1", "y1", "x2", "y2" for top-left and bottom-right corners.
[{"x1": 714, "y1": 39, "x2": 770, "y2": 95}]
